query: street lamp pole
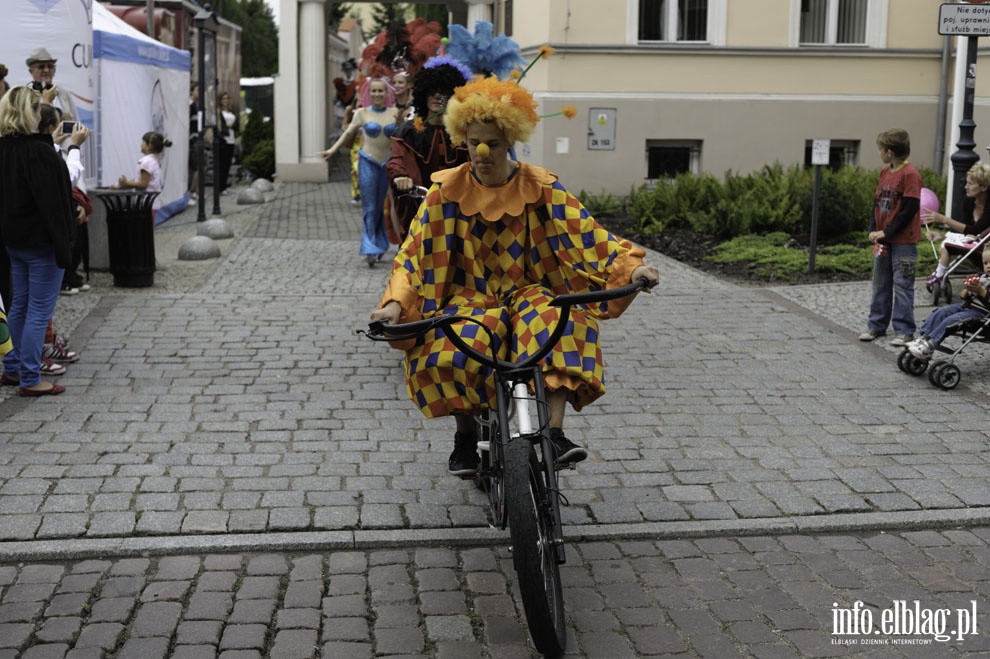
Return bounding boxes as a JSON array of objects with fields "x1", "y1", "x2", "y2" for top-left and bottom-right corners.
[
  {"x1": 194, "y1": 8, "x2": 220, "y2": 223},
  {"x1": 950, "y1": 36, "x2": 980, "y2": 220},
  {"x1": 146, "y1": 0, "x2": 155, "y2": 38}
]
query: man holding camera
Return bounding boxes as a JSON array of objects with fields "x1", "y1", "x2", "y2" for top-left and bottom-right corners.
[{"x1": 25, "y1": 47, "x2": 77, "y2": 126}]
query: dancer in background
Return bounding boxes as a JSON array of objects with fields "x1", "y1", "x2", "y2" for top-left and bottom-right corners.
[{"x1": 321, "y1": 77, "x2": 396, "y2": 266}]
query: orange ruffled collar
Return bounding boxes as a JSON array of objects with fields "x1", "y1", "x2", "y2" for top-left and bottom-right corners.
[{"x1": 431, "y1": 162, "x2": 558, "y2": 222}]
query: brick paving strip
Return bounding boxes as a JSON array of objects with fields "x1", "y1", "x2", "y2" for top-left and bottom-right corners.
[
  {"x1": 0, "y1": 529, "x2": 987, "y2": 658},
  {"x1": 1, "y1": 179, "x2": 988, "y2": 657}
]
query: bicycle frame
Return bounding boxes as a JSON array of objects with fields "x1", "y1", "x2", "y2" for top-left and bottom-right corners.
[
  {"x1": 361, "y1": 278, "x2": 648, "y2": 656},
  {"x1": 486, "y1": 365, "x2": 566, "y2": 564}
]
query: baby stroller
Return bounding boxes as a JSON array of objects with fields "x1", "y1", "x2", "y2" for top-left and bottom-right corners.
[
  {"x1": 923, "y1": 228, "x2": 990, "y2": 305},
  {"x1": 897, "y1": 293, "x2": 990, "y2": 389}
]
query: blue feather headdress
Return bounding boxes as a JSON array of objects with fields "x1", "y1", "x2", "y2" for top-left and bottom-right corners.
[{"x1": 445, "y1": 21, "x2": 526, "y2": 80}]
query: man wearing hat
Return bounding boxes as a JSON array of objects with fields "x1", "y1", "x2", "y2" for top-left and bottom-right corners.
[
  {"x1": 25, "y1": 47, "x2": 77, "y2": 123},
  {"x1": 332, "y1": 58, "x2": 359, "y2": 132}
]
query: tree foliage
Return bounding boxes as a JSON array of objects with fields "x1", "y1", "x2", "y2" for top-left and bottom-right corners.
[
  {"x1": 210, "y1": 0, "x2": 279, "y2": 77},
  {"x1": 412, "y1": 3, "x2": 450, "y2": 33},
  {"x1": 370, "y1": 3, "x2": 410, "y2": 34},
  {"x1": 328, "y1": 3, "x2": 354, "y2": 30}
]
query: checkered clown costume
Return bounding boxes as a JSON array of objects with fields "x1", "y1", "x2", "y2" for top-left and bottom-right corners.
[{"x1": 378, "y1": 161, "x2": 646, "y2": 418}]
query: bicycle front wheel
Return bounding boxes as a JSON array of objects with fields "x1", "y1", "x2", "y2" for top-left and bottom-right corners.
[
  {"x1": 475, "y1": 409, "x2": 506, "y2": 528},
  {"x1": 505, "y1": 436, "x2": 566, "y2": 655}
]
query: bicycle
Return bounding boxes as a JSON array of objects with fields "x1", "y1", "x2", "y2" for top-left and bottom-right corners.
[
  {"x1": 361, "y1": 278, "x2": 648, "y2": 656},
  {"x1": 387, "y1": 184, "x2": 429, "y2": 244}
]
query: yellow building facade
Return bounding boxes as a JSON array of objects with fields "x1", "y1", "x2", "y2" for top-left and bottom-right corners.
[{"x1": 509, "y1": 0, "x2": 977, "y2": 195}]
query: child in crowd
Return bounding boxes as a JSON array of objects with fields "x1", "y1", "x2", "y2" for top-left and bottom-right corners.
[
  {"x1": 860, "y1": 128, "x2": 922, "y2": 347},
  {"x1": 116, "y1": 131, "x2": 170, "y2": 219},
  {"x1": 907, "y1": 248, "x2": 990, "y2": 360}
]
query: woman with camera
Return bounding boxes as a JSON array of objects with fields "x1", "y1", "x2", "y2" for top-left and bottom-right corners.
[{"x1": 0, "y1": 86, "x2": 75, "y2": 396}]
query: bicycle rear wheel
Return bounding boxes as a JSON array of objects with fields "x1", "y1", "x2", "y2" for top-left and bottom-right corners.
[{"x1": 505, "y1": 435, "x2": 566, "y2": 656}]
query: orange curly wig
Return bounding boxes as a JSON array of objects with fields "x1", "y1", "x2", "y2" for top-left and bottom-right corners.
[{"x1": 443, "y1": 77, "x2": 540, "y2": 146}]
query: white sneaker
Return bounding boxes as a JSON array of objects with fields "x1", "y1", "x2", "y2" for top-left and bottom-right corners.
[
  {"x1": 40, "y1": 357, "x2": 66, "y2": 376},
  {"x1": 890, "y1": 334, "x2": 913, "y2": 347},
  {"x1": 908, "y1": 338, "x2": 934, "y2": 360},
  {"x1": 43, "y1": 342, "x2": 80, "y2": 363}
]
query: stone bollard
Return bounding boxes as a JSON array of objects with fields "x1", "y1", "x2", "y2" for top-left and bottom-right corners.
[
  {"x1": 251, "y1": 178, "x2": 275, "y2": 192},
  {"x1": 178, "y1": 235, "x2": 221, "y2": 261},
  {"x1": 237, "y1": 187, "x2": 265, "y2": 205},
  {"x1": 197, "y1": 218, "x2": 234, "y2": 240}
]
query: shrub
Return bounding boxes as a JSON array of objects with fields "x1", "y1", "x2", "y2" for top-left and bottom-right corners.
[
  {"x1": 241, "y1": 109, "x2": 273, "y2": 161},
  {"x1": 241, "y1": 139, "x2": 275, "y2": 180},
  {"x1": 578, "y1": 188, "x2": 622, "y2": 218},
  {"x1": 616, "y1": 160, "x2": 951, "y2": 281},
  {"x1": 632, "y1": 163, "x2": 949, "y2": 244},
  {"x1": 798, "y1": 168, "x2": 864, "y2": 242},
  {"x1": 714, "y1": 163, "x2": 806, "y2": 239},
  {"x1": 628, "y1": 181, "x2": 676, "y2": 233},
  {"x1": 627, "y1": 172, "x2": 723, "y2": 234}
]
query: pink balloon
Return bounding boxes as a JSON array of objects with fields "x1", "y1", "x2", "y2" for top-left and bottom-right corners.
[{"x1": 920, "y1": 187, "x2": 939, "y2": 213}]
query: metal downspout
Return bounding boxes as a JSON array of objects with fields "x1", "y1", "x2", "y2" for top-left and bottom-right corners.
[{"x1": 935, "y1": 35, "x2": 952, "y2": 176}]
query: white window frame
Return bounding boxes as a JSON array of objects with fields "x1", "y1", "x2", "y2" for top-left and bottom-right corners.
[
  {"x1": 627, "y1": 0, "x2": 727, "y2": 46},
  {"x1": 788, "y1": 0, "x2": 888, "y2": 48}
]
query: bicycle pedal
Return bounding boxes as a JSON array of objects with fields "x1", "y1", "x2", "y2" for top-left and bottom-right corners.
[
  {"x1": 458, "y1": 473, "x2": 477, "y2": 481},
  {"x1": 553, "y1": 461, "x2": 576, "y2": 471}
]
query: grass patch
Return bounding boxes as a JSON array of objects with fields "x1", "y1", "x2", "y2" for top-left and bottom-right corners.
[{"x1": 708, "y1": 232, "x2": 940, "y2": 282}]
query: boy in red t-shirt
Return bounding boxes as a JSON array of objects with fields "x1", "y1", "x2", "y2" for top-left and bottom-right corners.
[{"x1": 861, "y1": 128, "x2": 922, "y2": 345}]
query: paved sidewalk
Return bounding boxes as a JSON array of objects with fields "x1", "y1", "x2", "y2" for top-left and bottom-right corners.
[{"x1": 0, "y1": 176, "x2": 988, "y2": 657}]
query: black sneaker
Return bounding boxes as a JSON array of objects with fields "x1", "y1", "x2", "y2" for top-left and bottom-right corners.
[
  {"x1": 448, "y1": 431, "x2": 479, "y2": 476},
  {"x1": 549, "y1": 428, "x2": 588, "y2": 466}
]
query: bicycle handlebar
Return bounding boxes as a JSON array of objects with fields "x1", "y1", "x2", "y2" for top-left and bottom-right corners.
[
  {"x1": 397, "y1": 185, "x2": 430, "y2": 200},
  {"x1": 361, "y1": 278, "x2": 649, "y2": 373},
  {"x1": 549, "y1": 278, "x2": 649, "y2": 307}
]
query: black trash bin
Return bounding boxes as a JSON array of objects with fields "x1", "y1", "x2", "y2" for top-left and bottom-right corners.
[{"x1": 94, "y1": 190, "x2": 159, "y2": 287}]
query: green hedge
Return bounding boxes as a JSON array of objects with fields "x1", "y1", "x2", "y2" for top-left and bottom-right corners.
[
  {"x1": 240, "y1": 109, "x2": 275, "y2": 181},
  {"x1": 626, "y1": 163, "x2": 946, "y2": 244}
]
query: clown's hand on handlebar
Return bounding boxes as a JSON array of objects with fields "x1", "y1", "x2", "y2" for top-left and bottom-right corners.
[
  {"x1": 631, "y1": 265, "x2": 660, "y2": 292},
  {"x1": 370, "y1": 301, "x2": 402, "y2": 326}
]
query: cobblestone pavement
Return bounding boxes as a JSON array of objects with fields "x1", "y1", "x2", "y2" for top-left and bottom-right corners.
[
  {"x1": 0, "y1": 530, "x2": 987, "y2": 659},
  {"x1": 0, "y1": 176, "x2": 988, "y2": 657}
]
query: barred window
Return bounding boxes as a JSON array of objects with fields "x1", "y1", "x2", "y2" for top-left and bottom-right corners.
[{"x1": 647, "y1": 140, "x2": 701, "y2": 179}]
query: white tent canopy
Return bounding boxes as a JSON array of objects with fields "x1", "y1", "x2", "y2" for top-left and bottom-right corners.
[
  {"x1": 94, "y1": 2, "x2": 191, "y2": 223},
  {"x1": 0, "y1": 0, "x2": 95, "y2": 184}
]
